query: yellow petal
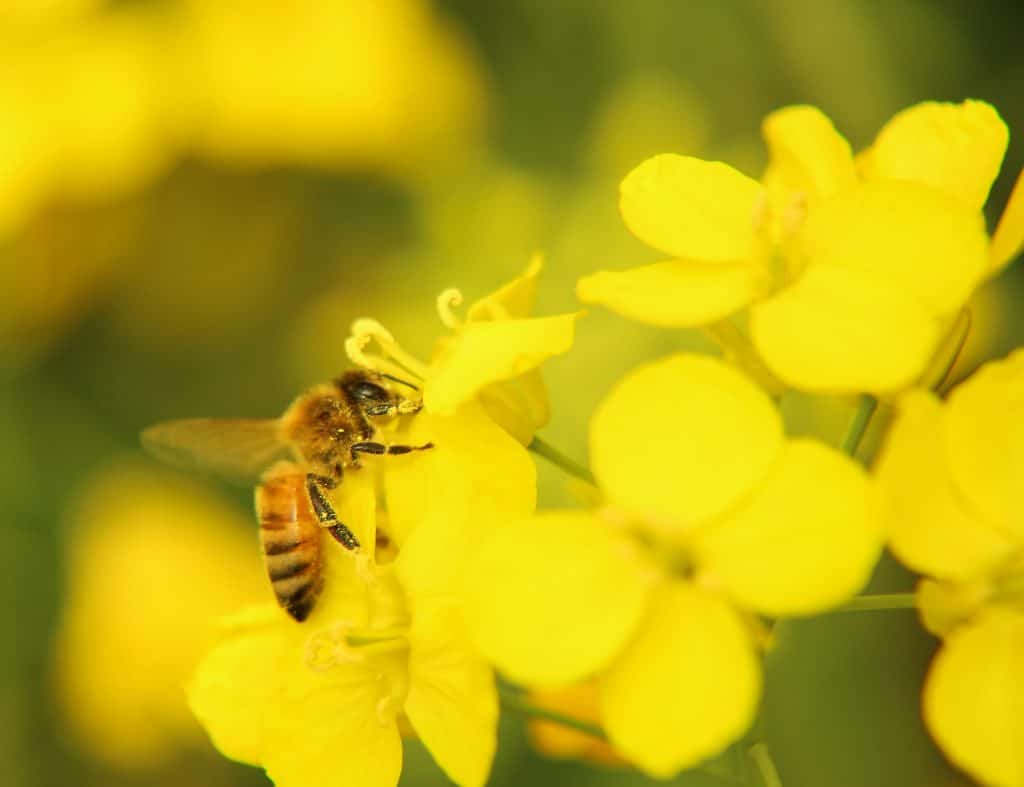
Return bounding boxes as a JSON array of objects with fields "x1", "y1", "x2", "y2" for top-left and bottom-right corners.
[
  {"x1": 424, "y1": 312, "x2": 580, "y2": 416},
  {"x1": 264, "y1": 659, "x2": 402, "y2": 787},
  {"x1": 384, "y1": 401, "x2": 536, "y2": 546},
  {"x1": 762, "y1": 105, "x2": 857, "y2": 200},
  {"x1": 592, "y1": 354, "x2": 783, "y2": 527},
  {"x1": 478, "y1": 367, "x2": 549, "y2": 445},
  {"x1": 576, "y1": 259, "x2": 761, "y2": 327},
  {"x1": 944, "y1": 348, "x2": 1024, "y2": 536},
  {"x1": 467, "y1": 253, "x2": 542, "y2": 321},
  {"x1": 406, "y1": 606, "x2": 499, "y2": 787},
  {"x1": 600, "y1": 583, "x2": 761, "y2": 777},
  {"x1": 694, "y1": 439, "x2": 882, "y2": 616},
  {"x1": 187, "y1": 605, "x2": 291, "y2": 766},
  {"x1": 620, "y1": 154, "x2": 762, "y2": 261},
  {"x1": 917, "y1": 578, "x2": 991, "y2": 638},
  {"x1": 875, "y1": 391, "x2": 1014, "y2": 580},
  {"x1": 991, "y1": 167, "x2": 1024, "y2": 273},
  {"x1": 751, "y1": 265, "x2": 940, "y2": 394},
  {"x1": 861, "y1": 100, "x2": 1008, "y2": 212},
  {"x1": 923, "y1": 606, "x2": 1024, "y2": 787},
  {"x1": 462, "y1": 511, "x2": 657, "y2": 686},
  {"x1": 796, "y1": 180, "x2": 989, "y2": 316}
]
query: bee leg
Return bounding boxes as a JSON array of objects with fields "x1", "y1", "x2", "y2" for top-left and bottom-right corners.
[
  {"x1": 305, "y1": 474, "x2": 360, "y2": 551},
  {"x1": 350, "y1": 441, "x2": 434, "y2": 464},
  {"x1": 363, "y1": 398, "x2": 423, "y2": 417}
]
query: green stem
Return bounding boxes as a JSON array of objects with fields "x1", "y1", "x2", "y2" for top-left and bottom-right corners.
[
  {"x1": 748, "y1": 743, "x2": 783, "y2": 787},
  {"x1": 840, "y1": 395, "x2": 878, "y2": 457},
  {"x1": 831, "y1": 593, "x2": 917, "y2": 613},
  {"x1": 497, "y1": 685, "x2": 604, "y2": 739},
  {"x1": 528, "y1": 436, "x2": 595, "y2": 485},
  {"x1": 705, "y1": 320, "x2": 787, "y2": 396}
]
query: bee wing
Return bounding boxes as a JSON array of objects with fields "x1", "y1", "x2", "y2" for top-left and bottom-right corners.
[{"x1": 141, "y1": 418, "x2": 292, "y2": 483}]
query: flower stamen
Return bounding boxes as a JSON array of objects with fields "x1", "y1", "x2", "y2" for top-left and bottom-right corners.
[
  {"x1": 436, "y1": 287, "x2": 465, "y2": 330},
  {"x1": 346, "y1": 318, "x2": 430, "y2": 381}
]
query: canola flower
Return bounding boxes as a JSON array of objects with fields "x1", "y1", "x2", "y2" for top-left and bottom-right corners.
[
  {"x1": 579, "y1": 100, "x2": 1024, "y2": 394},
  {"x1": 53, "y1": 462, "x2": 267, "y2": 769},
  {"x1": 876, "y1": 349, "x2": 1024, "y2": 787},
  {"x1": 188, "y1": 264, "x2": 578, "y2": 786},
  {"x1": 463, "y1": 354, "x2": 882, "y2": 776}
]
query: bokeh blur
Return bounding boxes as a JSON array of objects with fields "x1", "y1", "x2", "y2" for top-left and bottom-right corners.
[{"x1": 2, "y1": 2, "x2": 1023, "y2": 786}]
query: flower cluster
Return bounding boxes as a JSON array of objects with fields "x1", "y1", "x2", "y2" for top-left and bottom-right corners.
[{"x1": 174, "y1": 100, "x2": 1023, "y2": 787}]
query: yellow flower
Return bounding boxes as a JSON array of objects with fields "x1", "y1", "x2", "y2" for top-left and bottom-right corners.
[
  {"x1": 348, "y1": 255, "x2": 582, "y2": 447},
  {"x1": 875, "y1": 348, "x2": 1024, "y2": 787},
  {"x1": 52, "y1": 462, "x2": 266, "y2": 769},
  {"x1": 579, "y1": 100, "x2": 1024, "y2": 394},
  {"x1": 189, "y1": 527, "x2": 498, "y2": 787},
  {"x1": 463, "y1": 354, "x2": 882, "y2": 776}
]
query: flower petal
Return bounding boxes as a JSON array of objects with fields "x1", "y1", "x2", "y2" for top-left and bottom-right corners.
[
  {"x1": 796, "y1": 180, "x2": 989, "y2": 316},
  {"x1": 991, "y1": 167, "x2": 1024, "y2": 273},
  {"x1": 944, "y1": 348, "x2": 1024, "y2": 536},
  {"x1": 762, "y1": 105, "x2": 857, "y2": 201},
  {"x1": 620, "y1": 154, "x2": 762, "y2": 261},
  {"x1": 265, "y1": 659, "x2": 402, "y2": 787},
  {"x1": 384, "y1": 401, "x2": 536, "y2": 546},
  {"x1": 424, "y1": 313, "x2": 580, "y2": 416},
  {"x1": 592, "y1": 354, "x2": 783, "y2": 527},
  {"x1": 751, "y1": 264, "x2": 940, "y2": 393},
  {"x1": 874, "y1": 391, "x2": 1014, "y2": 580},
  {"x1": 576, "y1": 259, "x2": 761, "y2": 327},
  {"x1": 923, "y1": 606, "x2": 1024, "y2": 787},
  {"x1": 406, "y1": 606, "x2": 499, "y2": 787},
  {"x1": 462, "y1": 511, "x2": 657, "y2": 686},
  {"x1": 187, "y1": 605, "x2": 291, "y2": 766},
  {"x1": 600, "y1": 582, "x2": 761, "y2": 777},
  {"x1": 861, "y1": 100, "x2": 1008, "y2": 212},
  {"x1": 693, "y1": 439, "x2": 882, "y2": 616},
  {"x1": 467, "y1": 253, "x2": 542, "y2": 321}
]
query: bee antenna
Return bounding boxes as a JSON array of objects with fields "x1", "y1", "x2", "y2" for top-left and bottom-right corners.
[{"x1": 380, "y1": 373, "x2": 420, "y2": 392}]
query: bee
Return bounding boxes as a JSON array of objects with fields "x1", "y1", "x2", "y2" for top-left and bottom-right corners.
[{"x1": 141, "y1": 369, "x2": 432, "y2": 622}]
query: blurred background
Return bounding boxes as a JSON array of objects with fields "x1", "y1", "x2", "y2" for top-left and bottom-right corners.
[{"x1": 2, "y1": 1, "x2": 1022, "y2": 786}]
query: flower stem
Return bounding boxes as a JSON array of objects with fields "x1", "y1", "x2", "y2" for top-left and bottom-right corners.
[
  {"x1": 704, "y1": 320, "x2": 787, "y2": 396},
  {"x1": 831, "y1": 593, "x2": 917, "y2": 613},
  {"x1": 528, "y1": 436, "x2": 595, "y2": 485},
  {"x1": 497, "y1": 685, "x2": 604, "y2": 739},
  {"x1": 748, "y1": 743, "x2": 784, "y2": 787},
  {"x1": 840, "y1": 395, "x2": 878, "y2": 457}
]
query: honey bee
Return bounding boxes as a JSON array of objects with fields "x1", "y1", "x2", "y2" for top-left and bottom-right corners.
[{"x1": 142, "y1": 369, "x2": 432, "y2": 622}]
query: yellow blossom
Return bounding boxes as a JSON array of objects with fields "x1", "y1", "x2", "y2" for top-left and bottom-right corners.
[
  {"x1": 52, "y1": 462, "x2": 266, "y2": 769},
  {"x1": 463, "y1": 354, "x2": 882, "y2": 776},
  {"x1": 348, "y1": 255, "x2": 582, "y2": 447},
  {"x1": 189, "y1": 522, "x2": 498, "y2": 787},
  {"x1": 875, "y1": 348, "x2": 1024, "y2": 787},
  {"x1": 579, "y1": 100, "x2": 1024, "y2": 394},
  {"x1": 525, "y1": 680, "x2": 626, "y2": 767}
]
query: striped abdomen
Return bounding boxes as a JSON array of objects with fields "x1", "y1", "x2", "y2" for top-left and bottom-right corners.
[{"x1": 256, "y1": 472, "x2": 322, "y2": 622}]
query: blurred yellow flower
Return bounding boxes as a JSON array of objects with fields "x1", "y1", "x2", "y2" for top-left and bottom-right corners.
[
  {"x1": 0, "y1": 0, "x2": 484, "y2": 237},
  {"x1": 875, "y1": 348, "x2": 1024, "y2": 787},
  {"x1": 526, "y1": 681, "x2": 626, "y2": 767},
  {"x1": 177, "y1": 0, "x2": 484, "y2": 173},
  {"x1": 580, "y1": 100, "x2": 1024, "y2": 394},
  {"x1": 189, "y1": 531, "x2": 498, "y2": 787},
  {"x1": 52, "y1": 462, "x2": 266, "y2": 769},
  {"x1": 463, "y1": 354, "x2": 882, "y2": 776}
]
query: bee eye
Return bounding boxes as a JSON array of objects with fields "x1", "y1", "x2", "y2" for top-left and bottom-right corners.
[{"x1": 347, "y1": 380, "x2": 389, "y2": 402}]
